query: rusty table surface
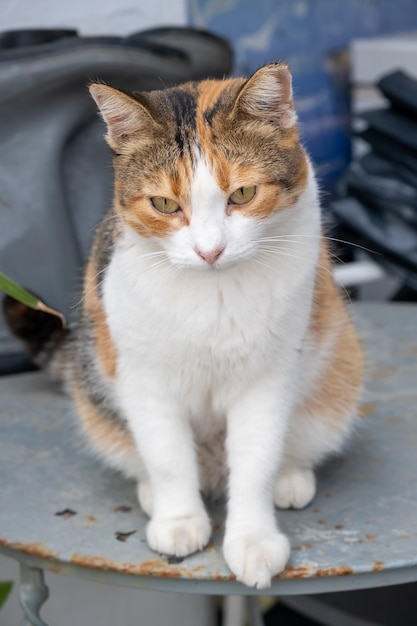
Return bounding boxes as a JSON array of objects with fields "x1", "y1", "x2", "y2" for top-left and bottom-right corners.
[{"x1": 0, "y1": 303, "x2": 417, "y2": 596}]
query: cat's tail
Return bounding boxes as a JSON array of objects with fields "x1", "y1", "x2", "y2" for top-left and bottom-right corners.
[{"x1": 2, "y1": 295, "x2": 71, "y2": 380}]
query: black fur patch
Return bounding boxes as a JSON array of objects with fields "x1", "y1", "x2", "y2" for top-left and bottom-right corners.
[
  {"x1": 90, "y1": 209, "x2": 118, "y2": 299},
  {"x1": 203, "y1": 84, "x2": 238, "y2": 126},
  {"x1": 71, "y1": 315, "x2": 129, "y2": 431},
  {"x1": 2, "y1": 295, "x2": 68, "y2": 360},
  {"x1": 166, "y1": 88, "x2": 197, "y2": 154}
]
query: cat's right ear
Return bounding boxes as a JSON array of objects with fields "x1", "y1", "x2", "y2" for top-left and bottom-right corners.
[{"x1": 89, "y1": 84, "x2": 154, "y2": 151}]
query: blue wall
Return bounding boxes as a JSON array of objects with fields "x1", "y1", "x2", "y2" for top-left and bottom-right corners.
[{"x1": 189, "y1": 0, "x2": 417, "y2": 188}]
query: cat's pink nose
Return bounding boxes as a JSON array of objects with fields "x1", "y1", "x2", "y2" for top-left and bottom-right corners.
[{"x1": 196, "y1": 246, "x2": 225, "y2": 265}]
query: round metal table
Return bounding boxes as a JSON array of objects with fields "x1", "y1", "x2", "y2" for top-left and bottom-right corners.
[{"x1": 1, "y1": 304, "x2": 417, "y2": 625}]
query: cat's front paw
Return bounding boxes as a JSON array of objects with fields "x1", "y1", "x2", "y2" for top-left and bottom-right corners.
[
  {"x1": 274, "y1": 468, "x2": 316, "y2": 509},
  {"x1": 147, "y1": 512, "x2": 211, "y2": 557},
  {"x1": 223, "y1": 531, "x2": 290, "y2": 589}
]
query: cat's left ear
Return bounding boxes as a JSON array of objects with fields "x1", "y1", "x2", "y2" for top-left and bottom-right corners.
[
  {"x1": 232, "y1": 63, "x2": 297, "y2": 130},
  {"x1": 89, "y1": 84, "x2": 155, "y2": 151}
]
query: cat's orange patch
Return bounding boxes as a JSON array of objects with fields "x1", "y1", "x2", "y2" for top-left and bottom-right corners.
[
  {"x1": 84, "y1": 259, "x2": 118, "y2": 379},
  {"x1": 306, "y1": 326, "x2": 363, "y2": 427},
  {"x1": 117, "y1": 157, "x2": 193, "y2": 237},
  {"x1": 194, "y1": 78, "x2": 308, "y2": 220},
  {"x1": 195, "y1": 77, "x2": 240, "y2": 145},
  {"x1": 169, "y1": 157, "x2": 193, "y2": 203},
  {"x1": 121, "y1": 197, "x2": 186, "y2": 238},
  {"x1": 304, "y1": 241, "x2": 364, "y2": 425},
  {"x1": 198, "y1": 78, "x2": 238, "y2": 119},
  {"x1": 72, "y1": 385, "x2": 135, "y2": 457}
]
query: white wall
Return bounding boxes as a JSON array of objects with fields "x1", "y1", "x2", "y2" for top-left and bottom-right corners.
[{"x1": 0, "y1": 0, "x2": 187, "y2": 35}]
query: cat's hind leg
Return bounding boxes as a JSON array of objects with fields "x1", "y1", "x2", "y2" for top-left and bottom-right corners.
[
  {"x1": 275, "y1": 313, "x2": 364, "y2": 510},
  {"x1": 274, "y1": 405, "x2": 359, "y2": 510},
  {"x1": 274, "y1": 467, "x2": 316, "y2": 510}
]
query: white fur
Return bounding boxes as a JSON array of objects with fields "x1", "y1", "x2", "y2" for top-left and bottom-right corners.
[
  {"x1": 240, "y1": 68, "x2": 297, "y2": 129},
  {"x1": 159, "y1": 155, "x2": 268, "y2": 271},
  {"x1": 274, "y1": 468, "x2": 316, "y2": 509},
  {"x1": 101, "y1": 156, "x2": 340, "y2": 588}
]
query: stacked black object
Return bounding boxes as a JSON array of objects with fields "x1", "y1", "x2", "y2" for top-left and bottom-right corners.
[{"x1": 329, "y1": 70, "x2": 417, "y2": 295}]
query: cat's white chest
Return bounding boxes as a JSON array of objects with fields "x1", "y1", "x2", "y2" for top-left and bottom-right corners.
[{"x1": 103, "y1": 246, "x2": 297, "y2": 416}]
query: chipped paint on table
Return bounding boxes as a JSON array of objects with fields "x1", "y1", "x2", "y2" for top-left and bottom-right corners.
[{"x1": 1, "y1": 304, "x2": 417, "y2": 595}]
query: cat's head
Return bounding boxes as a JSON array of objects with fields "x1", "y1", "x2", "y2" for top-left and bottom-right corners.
[{"x1": 90, "y1": 64, "x2": 312, "y2": 271}]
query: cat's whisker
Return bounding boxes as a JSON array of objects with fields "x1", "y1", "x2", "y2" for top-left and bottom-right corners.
[
  {"x1": 257, "y1": 234, "x2": 378, "y2": 255},
  {"x1": 257, "y1": 235, "x2": 319, "y2": 242},
  {"x1": 258, "y1": 247, "x2": 353, "y2": 303},
  {"x1": 257, "y1": 246, "x2": 334, "y2": 279},
  {"x1": 118, "y1": 254, "x2": 170, "y2": 278},
  {"x1": 73, "y1": 252, "x2": 170, "y2": 309},
  {"x1": 129, "y1": 258, "x2": 170, "y2": 276},
  {"x1": 133, "y1": 261, "x2": 185, "y2": 296},
  {"x1": 251, "y1": 254, "x2": 276, "y2": 272},
  {"x1": 70, "y1": 268, "x2": 109, "y2": 309},
  {"x1": 255, "y1": 239, "x2": 309, "y2": 248},
  {"x1": 260, "y1": 252, "x2": 332, "y2": 278},
  {"x1": 256, "y1": 238, "x2": 361, "y2": 276},
  {"x1": 131, "y1": 250, "x2": 167, "y2": 262},
  {"x1": 256, "y1": 236, "x2": 311, "y2": 243},
  {"x1": 160, "y1": 264, "x2": 182, "y2": 283},
  {"x1": 326, "y1": 251, "x2": 348, "y2": 267},
  {"x1": 99, "y1": 213, "x2": 119, "y2": 225},
  {"x1": 154, "y1": 261, "x2": 176, "y2": 279},
  {"x1": 130, "y1": 256, "x2": 174, "y2": 280}
]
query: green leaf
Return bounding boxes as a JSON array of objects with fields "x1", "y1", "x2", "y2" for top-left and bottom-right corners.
[
  {"x1": 0, "y1": 581, "x2": 13, "y2": 609},
  {"x1": 0, "y1": 272, "x2": 38, "y2": 308},
  {"x1": 0, "y1": 272, "x2": 66, "y2": 327}
]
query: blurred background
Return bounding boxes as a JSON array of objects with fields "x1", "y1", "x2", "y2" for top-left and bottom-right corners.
[{"x1": 2, "y1": 0, "x2": 417, "y2": 187}]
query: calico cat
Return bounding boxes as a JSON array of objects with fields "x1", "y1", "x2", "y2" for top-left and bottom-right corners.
[{"x1": 4, "y1": 63, "x2": 364, "y2": 589}]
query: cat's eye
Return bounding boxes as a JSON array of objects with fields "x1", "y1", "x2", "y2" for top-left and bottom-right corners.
[
  {"x1": 228, "y1": 186, "x2": 256, "y2": 205},
  {"x1": 151, "y1": 197, "x2": 181, "y2": 214}
]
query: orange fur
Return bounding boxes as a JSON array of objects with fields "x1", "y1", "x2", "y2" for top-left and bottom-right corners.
[
  {"x1": 303, "y1": 242, "x2": 364, "y2": 426},
  {"x1": 307, "y1": 319, "x2": 363, "y2": 429},
  {"x1": 72, "y1": 385, "x2": 135, "y2": 456},
  {"x1": 84, "y1": 259, "x2": 118, "y2": 379}
]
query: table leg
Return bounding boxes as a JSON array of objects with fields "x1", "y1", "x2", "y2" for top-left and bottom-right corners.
[
  {"x1": 246, "y1": 597, "x2": 264, "y2": 626},
  {"x1": 222, "y1": 596, "x2": 265, "y2": 626},
  {"x1": 223, "y1": 595, "x2": 246, "y2": 626},
  {"x1": 19, "y1": 564, "x2": 50, "y2": 626}
]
